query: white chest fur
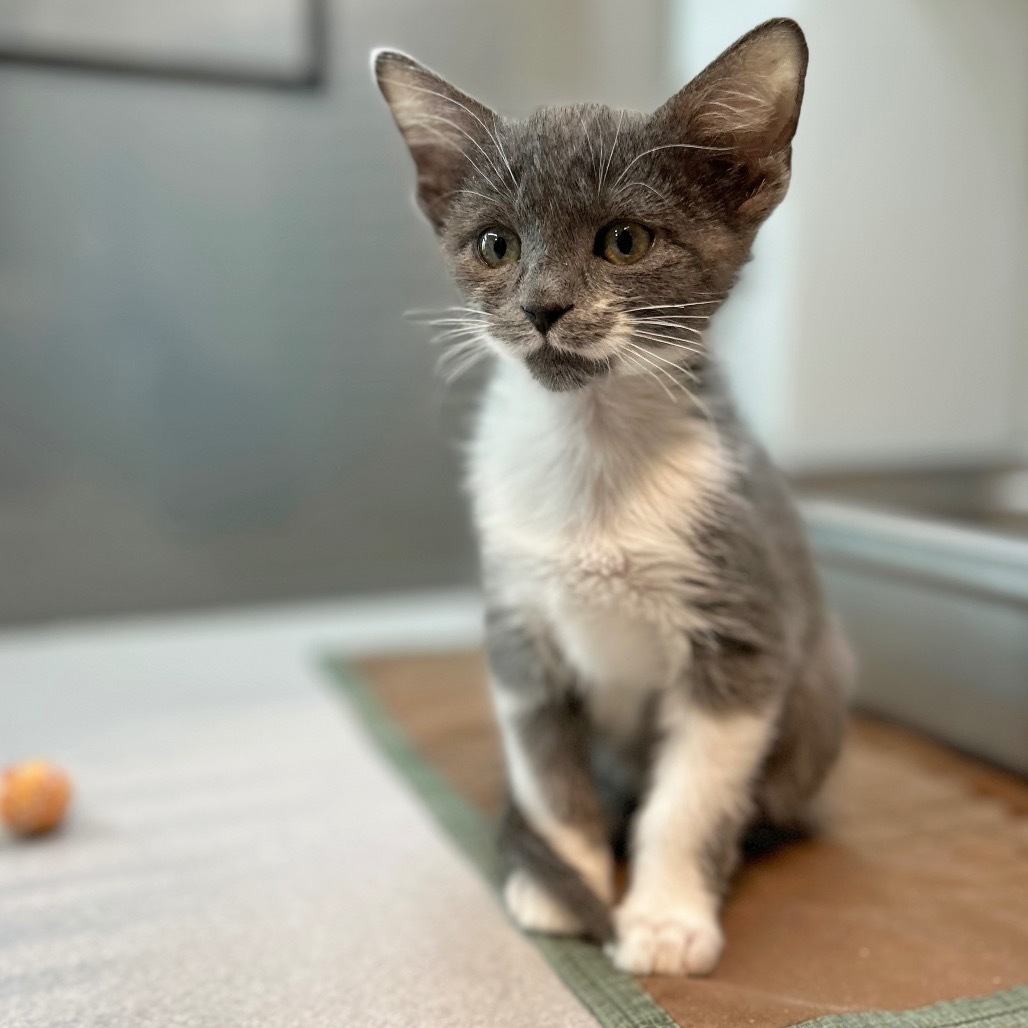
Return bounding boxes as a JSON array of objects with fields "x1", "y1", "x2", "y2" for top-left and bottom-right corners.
[{"x1": 470, "y1": 363, "x2": 727, "y2": 725}]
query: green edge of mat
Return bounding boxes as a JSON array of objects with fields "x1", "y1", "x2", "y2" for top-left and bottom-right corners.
[
  {"x1": 322, "y1": 658, "x2": 1028, "y2": 1028},
  {"x1": 793, "y1": 987, "x2": 1028, "y2": 1028}
]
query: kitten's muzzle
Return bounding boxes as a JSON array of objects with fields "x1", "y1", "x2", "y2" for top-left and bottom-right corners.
[
  {"x1": 523, "y1": 342, "x2": 608, "y2": 392},
  {"x1": 522, "y1": 304, "x2": 573, "y2": 335}
]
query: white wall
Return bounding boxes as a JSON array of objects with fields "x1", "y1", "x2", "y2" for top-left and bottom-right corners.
[
  {"x1": 671, "y1": 0, "x2": 799, "y2": 453},
  {"x1": 676, "y1": 0, "x2": 1028, "y2": 470},
  {"x1": 1016, "y1": 164, "x2": 1028, "y2": 460}
]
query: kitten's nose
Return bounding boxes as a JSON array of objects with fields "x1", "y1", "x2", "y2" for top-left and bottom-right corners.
[{"x1": 522, "y1": 304, "x2": 573, "y2": 335}]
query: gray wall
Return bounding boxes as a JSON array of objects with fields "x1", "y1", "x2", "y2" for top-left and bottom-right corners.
[{"x1": 0, "y1": 0, "x2": 672, "y2": 624}]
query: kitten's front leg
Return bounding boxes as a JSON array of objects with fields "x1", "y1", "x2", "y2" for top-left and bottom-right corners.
[
  {"x1": 610, "y1": 656, "x2": 781, "y2": 976},
  {"x1": 487, "y1": 609, "x2": 613, "y2": 937}
]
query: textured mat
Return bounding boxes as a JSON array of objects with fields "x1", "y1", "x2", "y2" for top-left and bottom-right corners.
[{"x1": 348, "y1": 650, "x2": 1028, "y2": 1028}]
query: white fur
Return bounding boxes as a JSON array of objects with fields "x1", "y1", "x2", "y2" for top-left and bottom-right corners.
[
  {"x1": 610, "y1": 695, "x2": 777, "y2": 975},
  {"x1": 472, "y1": 360, "x2": 769, "y2": 973},
  {"x1": 504, "y1": 869, "x2": 584, "y2": 936},
  {"x1": 470, "y1": 360, "x2": 728, "y2": 716}
]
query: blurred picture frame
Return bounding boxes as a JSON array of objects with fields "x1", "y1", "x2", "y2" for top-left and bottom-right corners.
[{"x1": 0, "y1": 0, "x2": 326, "y2": 90}]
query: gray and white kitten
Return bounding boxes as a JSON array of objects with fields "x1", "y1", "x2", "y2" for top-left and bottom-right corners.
[{"x1": 375, "y1": 18, "x2": 851, "y2": 977}]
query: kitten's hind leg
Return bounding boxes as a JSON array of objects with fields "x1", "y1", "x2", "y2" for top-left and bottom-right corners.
[
  {"x1": 756, "y1": 620, "x2": 852, "y2": 825},
  {"x1": 487, "y1": 607, "x2": 614, "y2": 941}
]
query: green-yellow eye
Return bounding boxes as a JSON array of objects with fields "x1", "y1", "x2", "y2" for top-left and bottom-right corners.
[
  {"x1": 598, "y1": 222, "x2": 653, "y2": 265},
  {"x1": 478, "y1": 228, "x2": 521, "y2": 267}
]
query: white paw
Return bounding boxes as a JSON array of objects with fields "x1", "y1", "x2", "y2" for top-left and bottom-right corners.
[
  {"x1": 503, "y1": 870, "x2": 584, "y2": 936},
  {"x1": 608, "y1": 906, "x2": 724, "y2": 976}
]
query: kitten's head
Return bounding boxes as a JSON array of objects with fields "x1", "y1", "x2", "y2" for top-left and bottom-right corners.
[{"x1": 375, "y1": 19, "x2": 807, "y2": 393}]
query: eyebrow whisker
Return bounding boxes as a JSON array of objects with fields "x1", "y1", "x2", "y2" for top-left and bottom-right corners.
[
  {"x1": 611, "y1": 142, "x2": 729, "y2": 191},
  {"x1": 599, "y1": 109, "x2": 626, "y2": 198}
]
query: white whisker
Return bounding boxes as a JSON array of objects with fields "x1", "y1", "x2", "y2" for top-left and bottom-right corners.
[
  {"x1": 599, "y1": 109, "x2": 625, "y2": 197},
  {"x1": 622, "y1": 299, "x2": 722, "y2": 313},
  {"x1": 623, "y1": 343, "x2": 689, "y2": 396},
  {"x1": 632, "y1": 320, "x2": 706, "y2": 335},
  {"x1": 633, "y1": 314, "x2": 710, "y2": 323},
  {"x1": 431, "y1": 330, "x2": 491, "y2": 346},
  {"x1": 613, "y1": 180, "x2": 672, "y2": 205},
  {"x1": 681, "y1": 381, "x2": 719, "y2": 439},
  {"x1": 619, "y1": 349, "x2": 677, "y2": 402},
  {"x1": 611, "y1": 142, "x2": 728, "y2": 191},
  {"x1": 627, "y1": 343, "x2": 717, "y2": 429},
  {"x1": 448, "y1": 188, "x2": 501, "y2": 204},
  {"x1": 627, "y1": 341, "x2": 698, "y2": 383},
  {"x1": 630, "y1": 322, "x2": 703, "y2": 337},
  {"x1": 579, "y1": 113, "x2": 600, "y2": 192},
  {"x1": 631, "y1": 332, "x2": 704, "y2": 357},
  {"x1": 436, "y1": 334, "x2": 491, "y2": 384},
  {"x1": 422, "y1": 317, "x2": 492, "y2": 327},
  {"x1": 405, "y1": 306, "x2": 489, "y2": 321}
]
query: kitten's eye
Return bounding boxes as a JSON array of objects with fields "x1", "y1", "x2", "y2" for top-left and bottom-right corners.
[
  {"x1": 478, "y1": 228, "x2": 521, "y2": 268},
  {"x1": 597, "y1": 222, "x2": 653, "y2": 265}
]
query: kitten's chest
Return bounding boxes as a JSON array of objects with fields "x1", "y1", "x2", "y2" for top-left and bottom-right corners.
[
  {"x1": 510, "y1": 485, "x2": 694, "y2": 717},
  {"x1": 471, "y1": 370, "x2": 722, "y2": 693}
]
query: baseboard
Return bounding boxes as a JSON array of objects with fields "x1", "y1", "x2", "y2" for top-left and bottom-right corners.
[{"x1": 0, "y1": 589, "x2": 486, "y2": 659}]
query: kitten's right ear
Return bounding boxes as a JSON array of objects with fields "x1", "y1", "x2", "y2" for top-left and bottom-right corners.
[{"x1": 373, "y1": 50, "x2": 501, "y2": 231}]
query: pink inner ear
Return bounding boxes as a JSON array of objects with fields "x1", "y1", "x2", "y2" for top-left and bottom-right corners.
[
  {"x1": 375, "y1": 50, "x2": 503, "y2": 229},
  {"x1": 662, "y1": 21, "x2": 807, "y2": 161},
  {"x1": 691, "y1": 75, "x2": 798, "y2": 157}
]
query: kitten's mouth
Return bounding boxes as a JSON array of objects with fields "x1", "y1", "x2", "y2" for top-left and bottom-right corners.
[{"x1": 523, "y1": 344, "x2": 609, "y2": 392}]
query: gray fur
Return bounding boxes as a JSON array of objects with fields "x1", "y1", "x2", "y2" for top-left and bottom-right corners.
[
  {"x1": 756, "y1": 622, "x2": 852, "y2": 823},
  {"x1": 578, "y1": 691, "x2": 661, "y2": 869},
  {"x1": 375, "y1": 34, "x2": 794, "y2": 392},
  {"x1": 485, "y1": 607, "x2": 608, "y2": 838},
  {"x1": 684, "y1": 430, "x2": 825, "y2": 713},
  {"x1": 700, "y1": 812, "x2": 744, "y2": 898},
  {"x1": 375, "y1": 18, "x2": 851, "y2": 963},
  {"x1": 483, "y1": 604, "x2": 572, "y2": 699},
  {"x1": 486, "y1": 607, "x2": 614, "y2": 936},
  {"x1": 514, "y1": 694, "x2": 607, "y2": 835}
]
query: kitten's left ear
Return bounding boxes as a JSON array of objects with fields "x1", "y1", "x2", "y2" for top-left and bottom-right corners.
[
  {"x1": 657, "y1": 18, "x2": 808, "y2": 216},
  {"x1": 374, "y1": 50, "x2": 502, "y2": 231}
]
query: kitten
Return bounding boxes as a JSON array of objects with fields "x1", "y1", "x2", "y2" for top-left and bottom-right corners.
[{"x1": 374, "y1": 18, "x2": 851, "y2": 977}]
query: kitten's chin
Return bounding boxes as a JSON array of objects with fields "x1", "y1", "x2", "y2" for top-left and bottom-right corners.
[{"x1": 523, "y1": 345, "x2": 608, "y2": 392}]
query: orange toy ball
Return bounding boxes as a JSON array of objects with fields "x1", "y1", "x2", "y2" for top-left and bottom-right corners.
[{"x1": 1, "y1": 761, "x2": 73, "y2": 837}]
